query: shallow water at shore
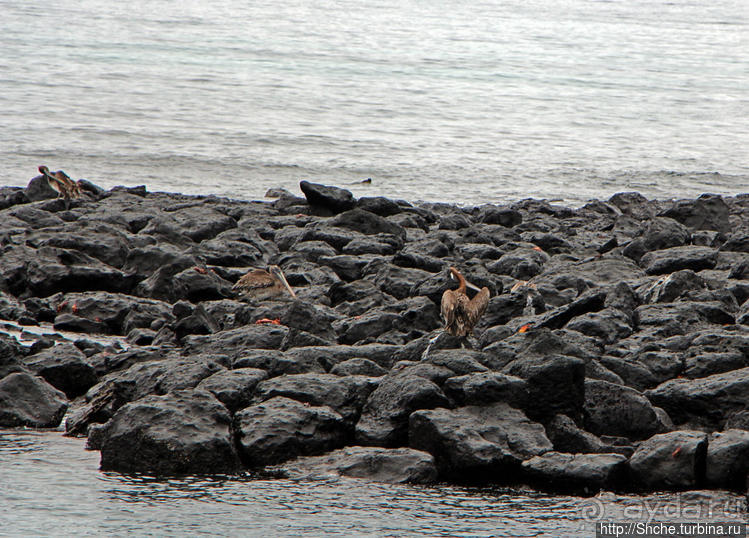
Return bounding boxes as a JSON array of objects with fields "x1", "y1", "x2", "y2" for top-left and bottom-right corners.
[{"x1": 1, "y1": 430, "x2": 745, "y2": 537}]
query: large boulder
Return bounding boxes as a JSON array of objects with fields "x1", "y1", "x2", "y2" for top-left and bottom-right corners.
[
  {"x1": 443, "y1": 372, "x2": 528, "y2": 409},
  {"x1": 544, "y1": 414, "x2": 607, "y2": 454},
  {"x1": 373, "y1": 265, "x2": 433, "y2": 300},
  {"x1": 249, "y1": 299, "x2": 341, "y2": 341},
  {"x1": 234, "y1": 396, "x2": 347, "y2": 467},
  {"x1": 0, "y1": 334, "x2": 29, "y2": 379},
  {"x1": 641, "y1": 269, "x2": 707, "y2": 303},
  {"x1": 328, "y1": 208, "x2": 406, "y2": 242},
  {"x1": 25, "y1": 172, "x2": 60, "y2": 201},
  {"x1": 139, "y1": 205, "x2": 236, "y2": 242},
  {"x1": 27, "y1": 220, "x2": 131, "y2": 269},
  {"x1": 182, "y1": 324, "x2": 289, "y2": 358},
  {"x1": 271, "y1": 446, "x2": 437, "y2": 484},
  {"x1": 565, "y1": 307, "x2": 633, "y2": 345},
  {"x1": 521, "y1": 452, "x2": 627, "y2": 493},
  {"x1": 409, "y1": 402, "x2": 552, "y2": 481},
  {"x1": 23, "y1": 343, "x2": 98, "y2": 399},
  {"x1": 583, "y1": 379, "x2": 666, "y2": 440},
  {"x1": 71, "y1": 356, "x2": 225, "y2": 434},
  {"x1": 646, "y1": 367, "x2": 749, "y2": 429},
  {"x1": 705, "y1": 429, "x2": 749, "y2": 490},
  {"x1": 232, "y1": 349, "x2": 325, "y2": 377},
  {"x1": 98, "y1": 388, "x2": 240, "y2": 474},
  {"x1": 502, "y1": 355, "x2": 585, "y2": 422},
  {"x1": 635, "y1": 302, "x2": 734, "y2": 338},
  {"x1": 488, "y1": 247, "x2": 549, "y2": 279},
  {"x1": 299, "y1": 181, "x2": 356, "y2": 214},
  {"x1": 195, "y1": 368, "x2": 268, "y2": 413},
  {"x1": 355, "y1": 373, "x2": 450, "y2": 447},
  {"x1": 281, "y1": 344, "x2": 398, "y2": 371},
  {"x1": 628, "y1": 430, "x2": 707, "y2": 490},
  {"x1": 252, "y1": 373, "x2": 378, "y2": 425},
  {"x1": 16, "y1": 246, "x2": 132, "y2": 297},
  {"x1": 0, "y1": 372, "x2": 68, "y2": 428},
  {"x1": 332, "y1": 310, "x2": 400, "y2": 345},
  {"x1": 534, "y1": 256, "x2": 646, "y2": 289},
  {"x1": 622, "y1": 217, "x2": 691, "y2": 262},
  {"x1": 51, "y1": 292, "x2": 173, "y2": 336},
  {"x1": 640, "y1": 246, "x2": 718, "y2": 275},
  {"x1": 659, "y1": 194, "x2": 731, "y2": 234}
]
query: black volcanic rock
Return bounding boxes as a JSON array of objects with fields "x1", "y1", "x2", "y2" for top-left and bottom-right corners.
[
  {"x1": 299, "y1": 181, "x2": 356, "y2": 214},
  {"x1": 23, "y1": 343, "x2": 98, "y2": 399},
  {"x1": 502, "y1": 354, "x2": 585, "y2": 422},
  {"x1": 330, "y1": 358, "x2": 388, "y2": 377},
  {"x1": 329, "y1": 208, "x2": 406, "y2": 241},
  {"x1": 25, "y1": 173, "x2": 60, "y2": 201},
  {"x1": 583, "y1": 379, "x2": 667, "y2": 440},
  {"x1": 196, "y1": 367, "x2": 268, "y2": 413},
  {"x1": 3, "y1": 182, "x2": 749, "y2": 493},
  {"x1": 705, "y1": 429, "x2": 749, "y2": 490},
  {"x1": 640, "y1": 246, "x2": 718, "y2": 275},
  {"x1": 252, "y1": 373, "x2": 378, "y2": 425},
  {"x1": 235, "y1": 396, "x2": 347, "y2": 467},
  {"x1": 355, "y1": 373, "x2": 449, "y2": 447},
  {"x1": 98, "y1": 388, "x2": 240, "y2": 474},
  {"x1": 356, "y1": 196, "x2": 403, "y2": 217},
  {"x1": 646, "y1": 367, "x2": 749, "y2": 429},
  {"x1": 622, "y1": 217, "x2": 691, "y2": 262},
  {"x1": 660, "y1": 194, "x2": 731, "y2": 234},
  {"x1": 521, "y1": 452, "x2": 627, "y2": 493},
  {"x1": 475, "y1": 206, "x2": 522, "y2": 227},
  {"x1": 0, "y1": 372, "x2": 68, "y2": 428},
  {"x1": 628, "y1": 430, "x2": 707, "y2": 490},
  {"x1": 272, "y1": 446, "x2": 437, "y2": 484},
  {"x1": 409, "y1": 402, "x2": 552, "y2": 480},
  {"x1": 544, "y1": 414, "x2": 606, "y2": 454},
  {"x1": 443, "y1": 372, "x2": 528, "y2": 409},
  {"x1": 0, "y1": 334, "x2": 29, "y2": 379}
]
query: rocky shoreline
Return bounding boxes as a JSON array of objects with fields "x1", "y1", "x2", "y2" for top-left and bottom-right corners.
[{"x1": 1, "y1": 176, "x2": 748, "y2": 495}]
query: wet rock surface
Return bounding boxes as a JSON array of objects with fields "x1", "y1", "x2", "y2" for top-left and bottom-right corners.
[
  {"x1": 98, "y1": 388, "x2": 240, "y2": 474},
  {"x1": 521, "y1": 452, "x2": 628, "y2": 493},
  {"x1": 409, "y1": 402, "x2": 553, "y2": 480},
  {"x1": 0, "y1": 372, "x2": 68, "y2": 428},
  {"x1": 0, "y1": 181, "x2": 748, "y2": 493},
  {"x1": 271, "y1": 446, "x2": 438, "y2": 484}
]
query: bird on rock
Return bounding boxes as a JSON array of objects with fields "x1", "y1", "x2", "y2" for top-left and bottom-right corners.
[
  {"x1": 38, "y1": 165, "x2": 82, "y2": 200},
  {"x1": 232, "y1": 265, "x2": 297, "y2": 301},
  {"x1": 441, "y1": 266, "x2": 490, "y2": 337}
]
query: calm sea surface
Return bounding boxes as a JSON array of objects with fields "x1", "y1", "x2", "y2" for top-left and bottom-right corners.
[
  {"x1": 1, "y1": 430, "x2": 746, "y2": 537},
  {"x1": 0, "y1": 0, "x2": 747, "y2": 205}
]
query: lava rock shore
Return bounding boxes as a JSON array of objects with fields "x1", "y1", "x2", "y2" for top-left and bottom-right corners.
[{"x1": 1, "y1": 176, "x2": 748, "y2": 493}]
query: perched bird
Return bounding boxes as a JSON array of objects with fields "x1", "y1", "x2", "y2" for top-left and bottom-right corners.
[
  {"x1": 441, "y1": 266, "x2": 490, "y2": 337},
  {"x1": 232, "y1": 265, "x2": 297, "y2": 301},
  {"x1": 38, "y1": 165, "x2": 82, "y2": 200}
]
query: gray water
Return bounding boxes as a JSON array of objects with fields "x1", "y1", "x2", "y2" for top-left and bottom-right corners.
[
  {"x1": 1, "y1": 430, "x2": 746, "y2": 537},
  {"x1": 1, "y1": 0, "x2": 747, "y2": 205}
]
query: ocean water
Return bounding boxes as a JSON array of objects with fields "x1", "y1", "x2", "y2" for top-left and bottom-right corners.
[
  {"x1": 0, "y1": 0, "x2": 747, "y2": 205},
  {"x1": 1, "y1": 430, "x2": 746, "y2": 537}
]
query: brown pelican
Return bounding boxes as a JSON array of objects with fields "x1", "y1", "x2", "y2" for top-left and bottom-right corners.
[
  {"x1": 441, "y1": 266, "x2": 490, "y2": 337},
  {"x1": 233, "y1": 265, "x2": 297, "y2": 301},
  {"x1": 38, "y1": 165, "x2": 82, "y2": 200}
]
